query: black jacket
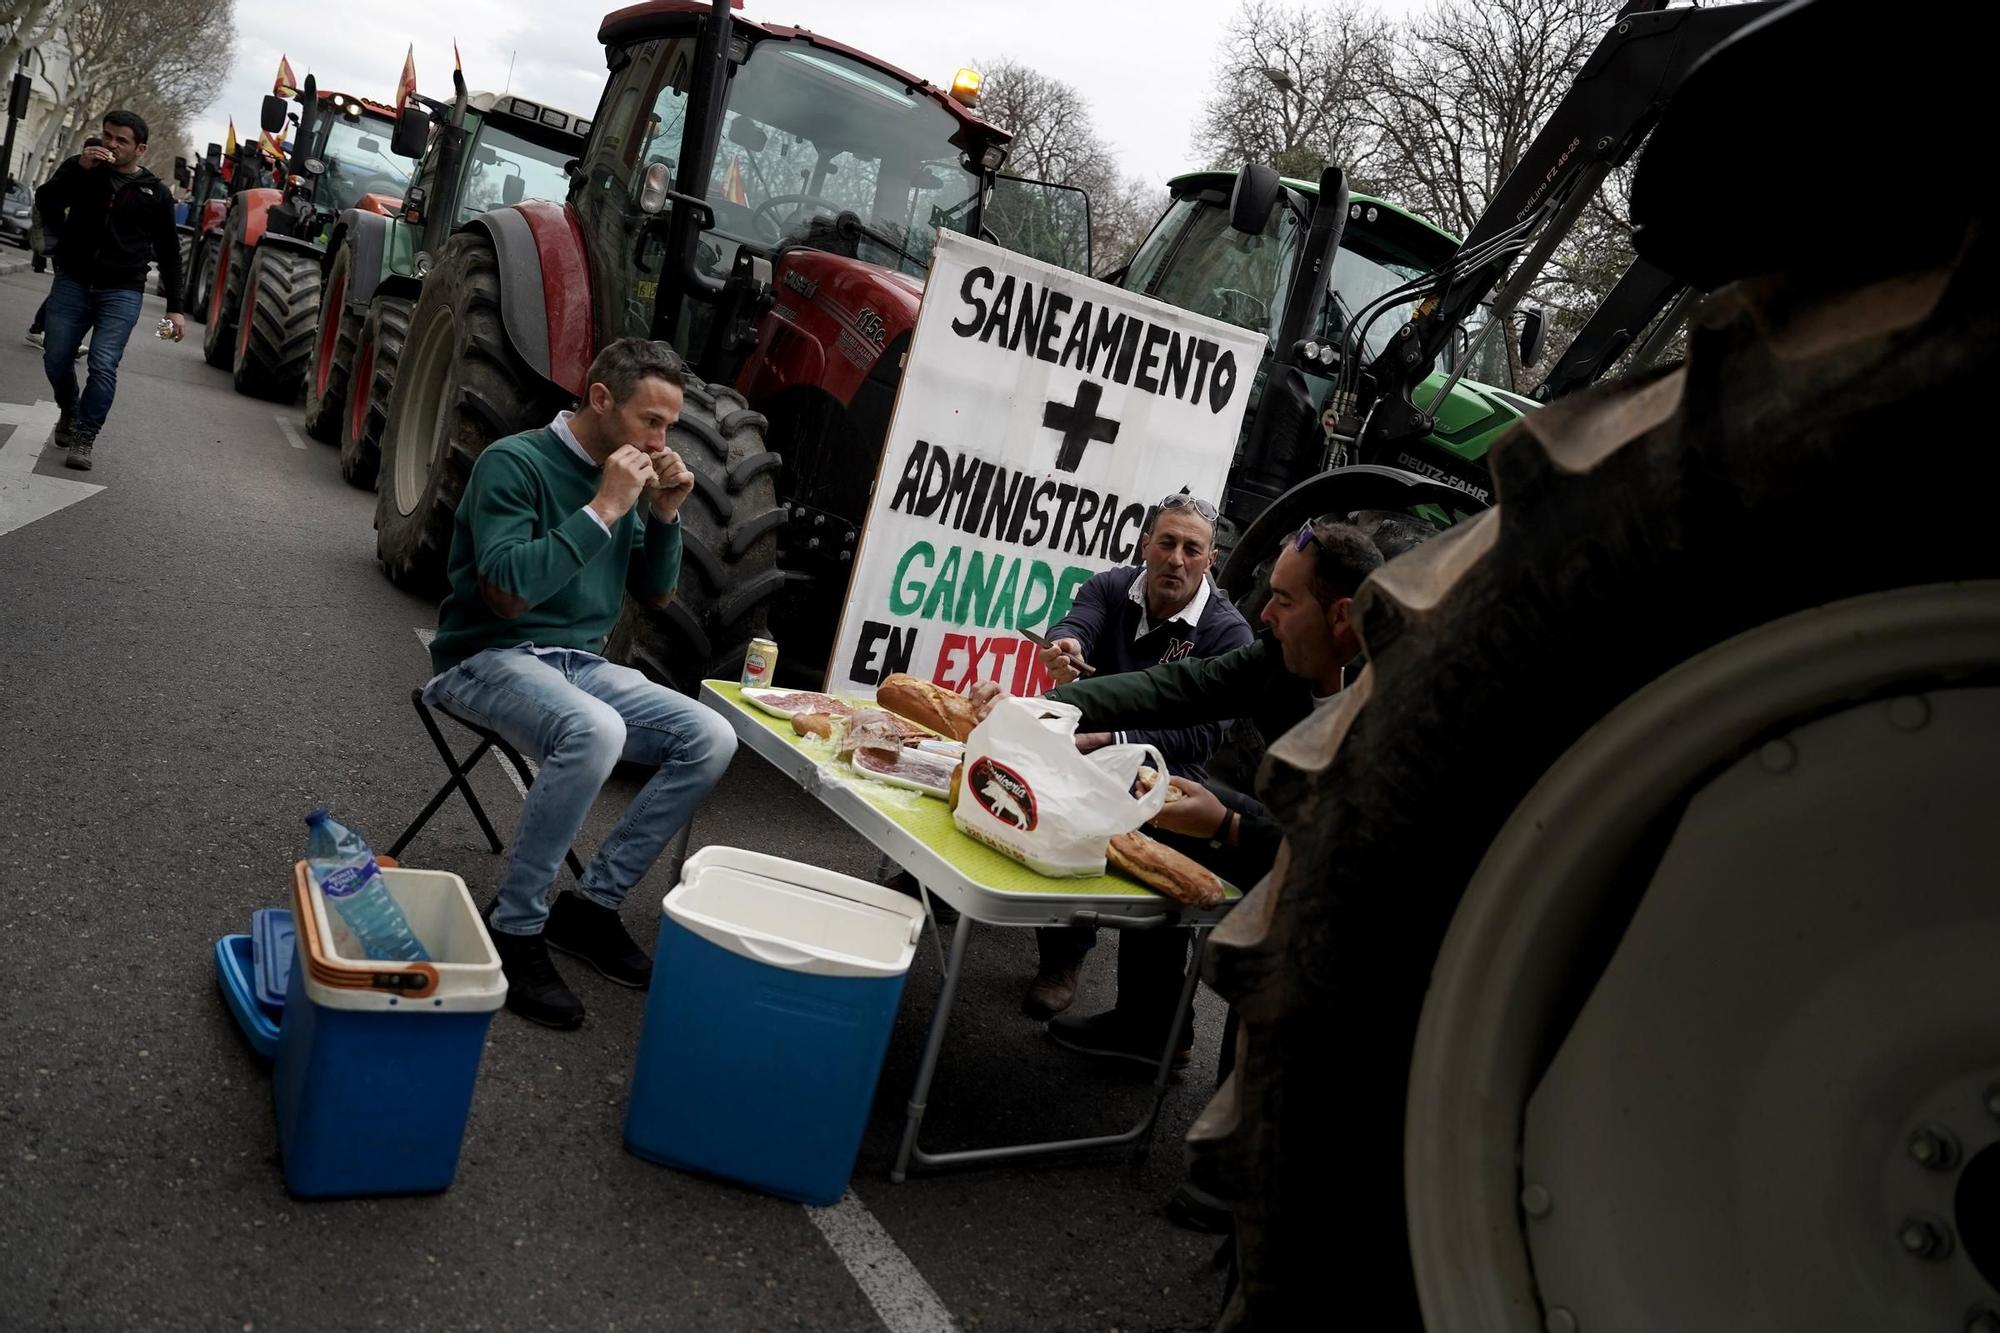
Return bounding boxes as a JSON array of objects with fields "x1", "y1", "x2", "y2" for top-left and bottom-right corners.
[
  {"x1": 1045, "y1": 566, "x2": 1254, "y2": 780},
  {"x1": 35, "y1": 157, "x2": 183, "y2": 312}
]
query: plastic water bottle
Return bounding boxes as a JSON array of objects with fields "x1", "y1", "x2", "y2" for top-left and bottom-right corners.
[{"x1": 305, "y1": 809, "x2": 431, "y2": 962}]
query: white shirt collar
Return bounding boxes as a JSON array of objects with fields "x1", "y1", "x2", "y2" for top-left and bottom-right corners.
[
  {"x1": 1128, "y1": 568, "x2": 1212, "y2": 634},
  {"x1": 550, "y1": 411, "x2": 598, "y2": 469}
]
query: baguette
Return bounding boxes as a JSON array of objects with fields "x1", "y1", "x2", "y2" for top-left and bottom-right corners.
[
  {"x1": 1107, "y1": 831, "x2": 1227, "y2": 909},
  {"x1": 876, "y1": 673, "x2": 979, "y2": 741}
]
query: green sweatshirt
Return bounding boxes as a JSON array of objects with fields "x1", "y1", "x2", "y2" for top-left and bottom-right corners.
[{"x1": 429, "y1": 425, "x2": 682, "y2": 674}]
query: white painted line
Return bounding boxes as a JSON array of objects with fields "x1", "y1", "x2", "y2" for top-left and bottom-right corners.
[
  {"x1": 414, "y1": 627, "x2": 529, "y2": 798},
  {"x1": 0, "y1": 398, "x2": 103, "y2": 538},
  {"x1": 805, "y1": 1191, "x2": 957, "y2": 1333},
  {"x1": 275, "y1": 413, "x2": 308, "y2": 451}
]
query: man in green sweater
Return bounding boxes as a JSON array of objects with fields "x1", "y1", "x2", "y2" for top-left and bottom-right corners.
[{"x1": 422, "y1": 338, "x2": 737, "y2": 1029}]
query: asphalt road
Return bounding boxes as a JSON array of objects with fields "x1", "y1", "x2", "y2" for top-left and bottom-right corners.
[{"x1": 0, "y1": 265, "x2": 1231, "y2": 1333}]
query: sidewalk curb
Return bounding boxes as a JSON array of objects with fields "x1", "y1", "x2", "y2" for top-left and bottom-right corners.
[{"x1": 0, "y1": 257, "x2": 36, "y2": 277}]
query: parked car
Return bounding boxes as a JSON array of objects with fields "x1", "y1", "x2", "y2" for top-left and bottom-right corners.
[{"x1": 1, "y1": 185, "x2": 32, "y2": 248}]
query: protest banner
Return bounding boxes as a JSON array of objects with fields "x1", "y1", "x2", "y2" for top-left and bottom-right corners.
[{"x1": 828, "y1": 231, "x2": 1265, "y2": 695}]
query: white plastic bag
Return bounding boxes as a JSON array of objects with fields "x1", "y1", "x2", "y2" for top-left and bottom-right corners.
[{"x1": 951, "y1": 696, "x2": 1170, "y2": 877}]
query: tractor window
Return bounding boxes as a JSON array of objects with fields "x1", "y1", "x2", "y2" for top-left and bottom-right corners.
[
  {"x1": 1140, "y1": 197, "x2": 1299, "y2": 347},
  {"x1": 456, "y1": 127, "x2": 573, "y2": 225},
  {"x1": 315, "y1": 116, "x2": 414, "y2": 214},
  {"x1": 699, "y1": 40, "x2": 982, "y2": 279},
  {"x1": 1319, "y1": 244, "x2": 1426, "y2": 362}
]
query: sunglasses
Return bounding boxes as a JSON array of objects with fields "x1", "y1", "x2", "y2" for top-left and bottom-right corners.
[
  {"x1": 1158, "y1": 491, "x2": 1219, "y2": 523},
  {"x1": 1293, "y1": 513, "x2": 1341, "y2": 552}
]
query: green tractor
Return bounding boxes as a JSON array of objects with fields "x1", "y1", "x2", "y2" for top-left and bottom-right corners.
[
  {"x1": 1122, "y1": 0, "x2": 1789, "y2": 621},
  {"x1": 300, "y1": 72, "x2": 589, "y2": 492},
  {"x1": 199, "y1": 77, "x2": 416, "y2": 401}
]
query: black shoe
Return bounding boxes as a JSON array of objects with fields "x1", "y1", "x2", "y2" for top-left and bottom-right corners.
[
  {"x1": 63, "y1": 431, "x2": 94, "y2": 471},
  {"x1": 1163, "y1": 1181, "x2": 1234, "y2": 1235},
  {"x1": 486, "y1": 920, "x2": 585, "y2": 1030},
  {"x1": 1047, "y1": 1007, "x2": 1192, "y2": 1071},
  {"x1": 51, "y1": 408, "x2": 72, "y2": 451},
  {"x1": 543, "y1": 891, "x2": 652, "y2": 989},
  {"x1": 1022, "y1": 959, "x2": 1082, "y2": 1020}
]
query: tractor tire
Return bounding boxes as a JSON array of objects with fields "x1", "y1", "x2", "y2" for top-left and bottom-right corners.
[
  {"x1": 176, "y1": 230, "x2": 193, "y2": 280},
  {"x1": 302, "y1": 243, "x2": 358, "y2": 443},
  {"x1": 201, "y1": 220, "x2": 247, "y2": 369},
  {"x1": 339, "y1": 293, "x2": 413, "y2": 491},
  {"x1": 185, "y1": 232, "x2": 218, "y2": 325},
  {"x1": 231, "y1": 246, "x2": 321, "y2": 401},
  {"x1": 1194, "y1": 230, "x2": 1999, "y2": 1328},
  {"x1": 602, "y1": 382, "x2": 785, "y2": 693},
  {"x1": 374, "y1": 231, "x2": 565, "y2": 594}
]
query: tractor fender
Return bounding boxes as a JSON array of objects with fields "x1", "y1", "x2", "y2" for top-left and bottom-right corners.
[
  {"x1": 332, "y1": 209, "x2": 394, "y2": 315},
  {"x1": 463, "y1": 201, "x2": 590, "y2": 397},
  {"x1": 254, "y1": 232, "x2": 326, "y2": 265},
  {"x1": 232, "y1": 188, "x2": 285, "y2": 249},
  {"x1": 371, "y1": 272, "x2": 423, "y2": 306},
  {"x1": 1218, "y1": 463, "x2": 1487, "y2": 599},
  {"x1": 196, "y1": 198, "x2": 227, "y2": 238}
]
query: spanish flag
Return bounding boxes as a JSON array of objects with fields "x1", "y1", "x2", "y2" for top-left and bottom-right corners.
[
  {"x1": 722, "y1": 154, "x2": 748, "y2": 207},
  {"x1": 259, "y1": 130, "x2": 285, "y2": 165},
  {"x1": 224, "y1": 118, "x2": 238, "y2": 156},
  {"x1": 396, "y1": 45, "x2": 418, "y2": 113},
  {"x1": 274, "y1": 55, "x2": 297, "y2": 99}
]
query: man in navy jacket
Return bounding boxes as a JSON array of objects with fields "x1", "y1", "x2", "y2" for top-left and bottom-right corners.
[{"x1": 1023, "y1": 491, "x2": 1252, "y2": 1024}]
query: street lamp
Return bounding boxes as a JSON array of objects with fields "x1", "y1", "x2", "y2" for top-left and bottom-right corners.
[{"x1": 1262, "y1": 67, "x2": 1294, "y2": 93}]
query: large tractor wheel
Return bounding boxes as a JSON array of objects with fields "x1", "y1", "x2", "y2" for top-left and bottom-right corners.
[
  {"x1": 339, "y1": 293, "x2": 413, "y2": 491},
  {"x1": 201, "y1": 221, "x2": 247, "y2": 369},
  {"x1": 374, "y1": 231, "x2": 564, "y2": 594},
  {"x1": 185, "y1": 232, "x2": 218, "y2": 325},
  {"x1": 1195, "y1": 227, "x2": 2000, "y2": 1329},
  {"x1": 232, "y1": 246, "x2": 321, "y2": 401},
  {"x1": 303, "y1": 244, "x2": 358, "y2": 442},
  {"x1": 603, "y1": 381, "x2": 785, "y2": 693},
  {"x1": 176, "y1": 230, "x2": 193, "y2": 279}
]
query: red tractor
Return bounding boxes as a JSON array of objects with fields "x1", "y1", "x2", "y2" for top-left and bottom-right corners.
[
  {"x1": 199, "y1": 78, "x2": 415, "y2": 401},
  {"x1": 373, "y1": 0, "x2": 1089, "y2": 690}
]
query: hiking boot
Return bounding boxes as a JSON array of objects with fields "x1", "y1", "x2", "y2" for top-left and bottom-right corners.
[
  {"x1": 24, "y1": 328, "x2": 42, "y2": 348},
  {"x1": 51, "y1": 408, "x2": 73, "y2": 451},
  {"x1": 1022, "y1": 958, "x2": 1082, "y2": 1020},
  {"x1": 74, "y1": 340, "x2": 89, "y2": 361},
  {"x1": 63, "y1": 430, "x2": 94, "y2": 471},
  {"x1": 485, "y1": 916, "x2": 585, "y2": 1030},
  {"x1": 1047, "y1": 1007, "x2": 1192, "y2": 1071},
  {"x1": 543, "y1": 891, "x2": 652, "y2": 989}
]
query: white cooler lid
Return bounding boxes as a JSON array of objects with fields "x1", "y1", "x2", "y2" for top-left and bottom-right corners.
[{"x1": 664, "y1": 858, "x2": 924, "y2": 980}]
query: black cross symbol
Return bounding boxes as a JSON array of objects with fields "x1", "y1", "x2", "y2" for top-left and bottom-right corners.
[{"x1": 1042, "y1": 380, "x2": 1120, "y2": 473}]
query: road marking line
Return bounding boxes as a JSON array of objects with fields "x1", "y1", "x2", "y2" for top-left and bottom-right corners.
[
  {"x1": 805, "y1": 1191, "x2": 957, "y2": 1333},
  {"x1": 413, "y1": 628, "x2": 530, "y2": 797},
  {"x1": 275, "y1": 413, "x2": 307, "y2": 451},
  {"x1": 0, "y1": 398, "x2": 103, "y2": 538},
  {"x1": 409, "y1": 630, "x2": 950, "y2": 1329}
]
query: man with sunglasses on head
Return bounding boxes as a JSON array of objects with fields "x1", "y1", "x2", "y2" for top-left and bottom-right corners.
[{"x1": 1020, "y1": 490, "x2": 1254, "y2": 1025}]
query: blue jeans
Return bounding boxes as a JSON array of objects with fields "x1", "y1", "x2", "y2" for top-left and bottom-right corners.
[
  {"x1": 423, "y1": 645, "x2": 737, "y2": 936},
  {"x1": 43, "y1": 273, "x2": 143, "y2": 436}
]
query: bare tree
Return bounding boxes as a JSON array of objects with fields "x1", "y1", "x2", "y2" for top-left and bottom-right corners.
[
  {"x1": 40, "y1": 0, "x2": 232, "y2": 171},
  {"x1": 976, "y1": 57, "x2": 1156, "y2": 275},
  {"x1": 1193, "y1": 0, "x2": 1390, "y2": 183}
]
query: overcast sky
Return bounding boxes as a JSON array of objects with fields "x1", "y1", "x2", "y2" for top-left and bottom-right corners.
[{"x1": 190, "y1": 0, "x2": 1423, "y2": 189}]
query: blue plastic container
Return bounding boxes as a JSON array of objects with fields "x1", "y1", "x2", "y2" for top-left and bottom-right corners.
[
  {"x1": 250, "y1": 907, "x2": 295, "y2": 1011},
  {"x1": 215, "y1": 934, "x2": 281, "y2": 1061},
  {"x1": 273, "y1": 861, "x2": 505, "y2": 1199},
  {"x1": 624, "y1": 847, "x2": 926, "y2": 1205}
]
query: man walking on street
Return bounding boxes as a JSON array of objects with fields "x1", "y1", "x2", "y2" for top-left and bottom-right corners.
[
  {"x1": 421, "y1": 338, "x2": 737, "y2": 1030},
  {"x1": 34, "y1": 111, "x2": 185, "y2": 471}
]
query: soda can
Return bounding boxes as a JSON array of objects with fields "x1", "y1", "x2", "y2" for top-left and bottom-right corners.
[{"x1": 742, "y1": 637, "x2": 779, "y2": 687}]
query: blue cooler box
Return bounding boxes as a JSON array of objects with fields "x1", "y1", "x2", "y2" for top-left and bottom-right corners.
[
  {"x1": 625, "y1": 847, "x2": 926, "y2": 1204},
  {"x1": 274, "y1": 860, "x2": 506, "y2": 1199}
]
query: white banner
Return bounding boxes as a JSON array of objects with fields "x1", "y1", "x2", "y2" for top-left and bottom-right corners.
[{"x1": 827, "y1": 231, "x2": 1265, "y2": 696}]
